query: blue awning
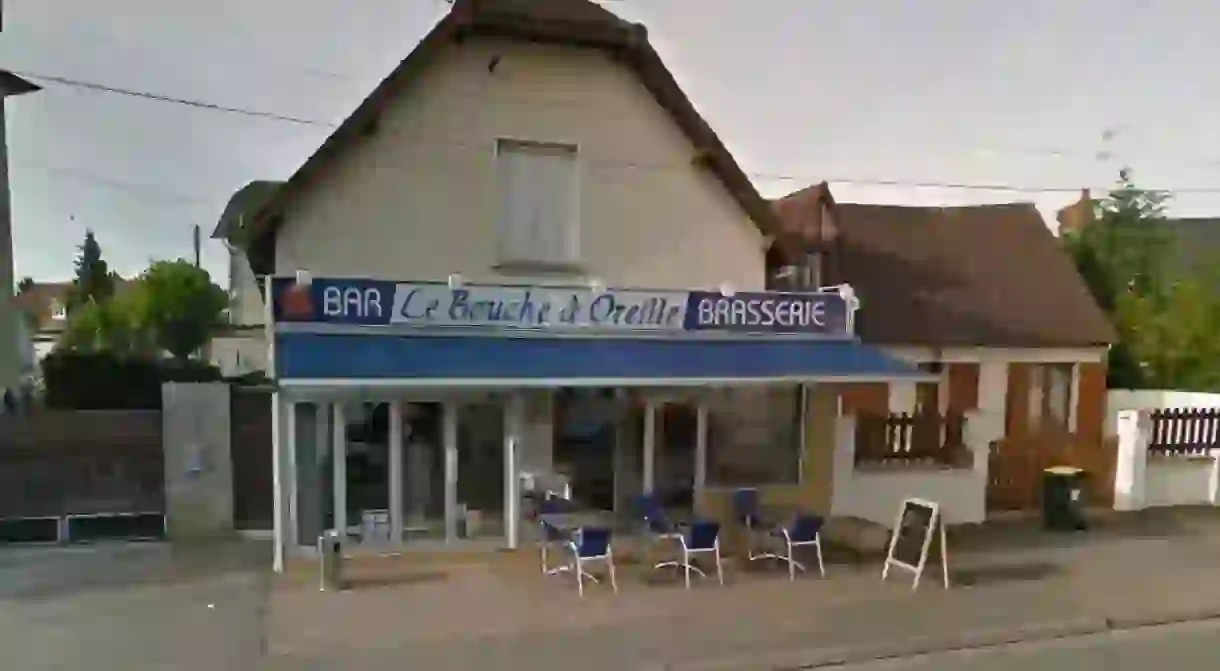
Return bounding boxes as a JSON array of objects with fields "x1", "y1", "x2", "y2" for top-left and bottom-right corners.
[{"x1": 275, "y1": 333, "x2": 928, "y2": 387}]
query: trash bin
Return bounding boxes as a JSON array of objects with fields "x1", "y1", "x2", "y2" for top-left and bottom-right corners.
[
  {"x1": 1043, "y1": 466, "x2": 1088, "y2": 532},
  {"x1": 318, "y1": 529, "x2": 345, "y2": 592}
]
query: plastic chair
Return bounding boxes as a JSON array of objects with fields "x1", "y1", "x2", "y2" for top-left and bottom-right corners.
[
  {"x1": 568, "y1": 527, "x2": 618, "y2": 597},
  {"x1": 635, "y1": 494, "x2": 685, "y2": 571},
  {"x1": 774, "y1": 514, "x2": 827, "y2": 580},
  {"x1": 677, "y1": 520, "x2": 724, "y2": 589},
  {"x1": 732, "y1": 488, "x2": 781, "y2": 562}
]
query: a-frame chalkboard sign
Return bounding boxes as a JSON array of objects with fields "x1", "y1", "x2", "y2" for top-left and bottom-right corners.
[{"x1": 881, "y1": 497, "x2": 950, "y2": 590}]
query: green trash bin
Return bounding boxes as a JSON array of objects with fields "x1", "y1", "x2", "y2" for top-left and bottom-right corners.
[{"x1": 1043, "y1": 466, "x2": 1088, "y2": 532}]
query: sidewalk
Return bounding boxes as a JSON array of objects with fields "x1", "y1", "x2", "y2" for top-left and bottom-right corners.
[{"x1": 264, "y1": 507, "x2": 1220, "y2": 670}]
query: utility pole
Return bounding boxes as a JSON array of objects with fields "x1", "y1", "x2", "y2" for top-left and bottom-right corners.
[
  {"x1": 193, "y1": 224, "x2": 201, "y2": 268},
  {"x1": 0, "y1": 0, "x2": 43, "y2": 399}
]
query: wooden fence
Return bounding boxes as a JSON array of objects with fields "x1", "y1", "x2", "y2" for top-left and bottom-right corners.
[
  {"x1": 1149, "y1": 408, "x2": 1220, "y2": 456},
  {"x1": 855, "y1": 412, "x2": 967, "y2": 466}
]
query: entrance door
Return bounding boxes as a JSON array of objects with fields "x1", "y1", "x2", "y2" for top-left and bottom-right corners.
[
  {"x1": 554, "y1": 388, "x2": 624, "y2": 512},
  {"x1": 401, "y1": 402, "x2": 445, "y2": 540},
  {"x1": 343, "y1": 402, "x2": 392, "y2": 545},
  {"x1": 657, "y1": 402, "x2": 698, "y2": 513}
]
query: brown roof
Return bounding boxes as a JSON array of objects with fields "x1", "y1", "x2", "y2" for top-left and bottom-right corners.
[
  {"x1": 245, "y1": 0, "x2": 783, "y2": 273},
  {"x1": 774, "y1": 193, "x2": 1116, "y2": 347}
]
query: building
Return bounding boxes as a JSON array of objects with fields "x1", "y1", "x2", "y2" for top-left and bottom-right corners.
[
  {"x1": 0, "y1": 68, "x2": 41, "y2": 399},
  {"x1": 774, "y1": 186, "x2": 1118, "y2": 511},
  {"x1": 219, "y1": 0, "x2": 930, "y2": 570},
  {"x1": 12, "y1": 281, "x2": 71, "y2": 374},
  {"x1": 208, "y1": 180, "x2": 281, "y2": 377}
]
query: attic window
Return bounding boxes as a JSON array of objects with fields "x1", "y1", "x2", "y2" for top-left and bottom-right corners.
[{"x1": 49, "y1": 299, "x2": 66, "y2": 321}]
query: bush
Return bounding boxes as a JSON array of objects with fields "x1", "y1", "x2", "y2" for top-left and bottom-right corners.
[{"x1": 41, "y1": 351, "x2": 223, "y2": 410}]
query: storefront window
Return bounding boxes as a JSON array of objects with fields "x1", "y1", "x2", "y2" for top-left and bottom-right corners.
[{"x1": 706, "y1": 386, "x2": 803, "y2": 486}]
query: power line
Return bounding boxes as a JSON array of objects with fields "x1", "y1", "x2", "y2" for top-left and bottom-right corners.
[
  {"x1": 11, "y1": 69, "x2": 336, "y2": 126},
  {"x1": 13, "y1": 71, "x2": 1220, "y2": 198}
]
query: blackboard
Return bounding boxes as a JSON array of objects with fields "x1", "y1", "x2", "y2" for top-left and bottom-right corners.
[
  {"x1": 891, "y1": 499, "x2": 936, "y2": 569},
  {"x1": 882, "y1": 497, "x2": 949, "y2": 590}
]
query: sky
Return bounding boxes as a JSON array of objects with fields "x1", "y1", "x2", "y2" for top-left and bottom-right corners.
[{"x1": 4, "y1": 0, "x2": 1220, "y2": 285}]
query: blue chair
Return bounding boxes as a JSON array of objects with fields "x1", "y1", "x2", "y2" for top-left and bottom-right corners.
[
  {"x1": 537, "y1": 497, "x2": 572, "y2": 576},
  {"x1": 635, "y1": 494, "x2": 684, "y2": 571},
  {"x1": 732, "y1": 488, "x2": 781, "y2": 562},
  {"x1": 568, "y1": 527, "x2": 618, "y2": 597},
  {"x1": 773, "y1": 514, "x2": 826, "y2": 580},
  {"x1": 676, "y1": 520, "x2": 724, "y2": 589}
]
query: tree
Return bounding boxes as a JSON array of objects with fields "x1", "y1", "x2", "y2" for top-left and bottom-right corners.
[
  {"x1": 66, "y1": 230, "x2": 117, "y2": 314},
  {"x1": 57, "y1": 291, "x2": 152, "y2": 356},
  {"x1": 135, "y1": 260, "x2": 228, "y2": 360},
  {"x1": 1064, "y1": 168, "x2": 1220, "y2": 390},
  {"x1": 16, "y1": 276, "x2": 33, "y2": 294}
]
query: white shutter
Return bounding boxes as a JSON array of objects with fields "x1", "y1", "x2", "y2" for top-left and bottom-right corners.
[{"x1": 496, "y1": 140, "x2": 578, "y2": 265}]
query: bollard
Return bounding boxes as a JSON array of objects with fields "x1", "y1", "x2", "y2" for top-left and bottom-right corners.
[{"x1": 318, "y1": 529, "x2": 345, "y2": 592}]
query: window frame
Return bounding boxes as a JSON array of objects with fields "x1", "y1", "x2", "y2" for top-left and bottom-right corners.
[
  {"x1": 492, "y1": 138, "x2": 582, "y2": 273},
  {"x1": 1029, "y1": 363, "x2": 1075, "y2": 430},
  {"x1": 49, "y1": 299, "x2": 66, "y2": 321}
]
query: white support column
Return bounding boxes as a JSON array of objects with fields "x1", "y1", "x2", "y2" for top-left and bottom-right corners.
[
  {"x1": 443, "y1": 401, "x2": 459, "y2": 543},
  {"x1": 694, "y1": 402, "x2": 708, "y2": 509},
  {"x1": 504, "y1": 393, "x2": 524, "y2": 550},
  {"x1": 271, "y1": 391, "x2": 285, "y2": 573},
  {"x1": 332, "y1": 403, "x2": 348, "y2": 540},
  {"x1": 285, "y1": 400, "x2": 298, "y2": 549},
  {"x1": 388, "y1": 401, "x2": 404, "y2": 547},
  {"x1": 643, "y1": 400, "x2": 658, "y2": 494},
  {"x1": 1114, "y1": 409, "x2": 1151, "y2": 512}
]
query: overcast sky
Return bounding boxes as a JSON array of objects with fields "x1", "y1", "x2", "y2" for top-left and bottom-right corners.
[{"x1": 4, "y1": 0, "x2": 1220, "y2": 285}]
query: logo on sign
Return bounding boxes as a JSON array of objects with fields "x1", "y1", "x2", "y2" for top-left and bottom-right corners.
[{"x1": 282, "y1": 284, "x2": 314, "y2": 320}]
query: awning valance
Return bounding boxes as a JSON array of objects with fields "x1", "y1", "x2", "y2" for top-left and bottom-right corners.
[{"x1": 275, "y1": 333, "x2": 930, "y2": 388}]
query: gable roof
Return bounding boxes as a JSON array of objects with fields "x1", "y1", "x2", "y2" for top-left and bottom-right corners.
[
  {"x1": 775, "y1": 191, "x2": 1116, "y2": 347},
  {"x1": 212, "y1": 180, "x2": 284, "y2": 243},
  {"x1": 245, "y1": 0, "x2": 783, "y2": 271}
]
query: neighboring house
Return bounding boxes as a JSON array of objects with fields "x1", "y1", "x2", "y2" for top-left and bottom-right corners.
[
  {"x1": 1058, "y1": 188, "x2": 1220, "y2": 278},
  {"x1": 230, "y1": 0, "x2": 927, "y2": 565},
  {"x1": 207, "y1": 180, "x2": 281, "y2": 377},
  {"x1": 774, "y1": 185, "x2": 1118, "y2": 511},
  {"x1": 12, "y1": 281, "x2": 72, "y2": 371}
]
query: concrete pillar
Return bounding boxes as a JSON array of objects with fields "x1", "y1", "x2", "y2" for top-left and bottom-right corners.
[
  {"x1": 1114, "y1": 409, "x2": 1151, "y2": 511},
  {"x1": 642, "y1": 400, "x2": 657, "y2": 493},
  {"x1": 504, "y1": 393, "x2": 524, "y2": 549},
  {"x1": 442, "y1": 401, "x2": 458, "y2": 542},
  {"x1": 162, "y1": 383, "x2": 235, "y2": 541},
  {"x1": 694, "y1": 403, "x2": 708, "y2": 509},
  {"x1": 388, "y1": 401, "x2": 404, "y2": 546},
  {"x1": 332, "y1": 403, "x2": 347, "y2": 539}
]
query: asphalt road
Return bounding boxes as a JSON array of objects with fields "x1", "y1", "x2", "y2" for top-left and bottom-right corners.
[
  {"x1": 0, "y1": 541, "x2": 270, "y2": 671},
  {"x1": 834, "y1": 619, "x2": 1220, "y2": 670}
]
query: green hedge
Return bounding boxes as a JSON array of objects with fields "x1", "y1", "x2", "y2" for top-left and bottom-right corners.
[{"x1": 41, "y1": 351, "x2": 225, "y2": 410}]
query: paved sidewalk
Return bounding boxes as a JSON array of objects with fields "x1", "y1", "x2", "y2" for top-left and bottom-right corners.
[{"x1": 264, "y1": 508, "x2": 1220, "y2": 670}]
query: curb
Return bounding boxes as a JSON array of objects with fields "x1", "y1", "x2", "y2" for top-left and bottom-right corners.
[{"x1": 670, "y1": 607, "x2": 1220, "y2": 670}]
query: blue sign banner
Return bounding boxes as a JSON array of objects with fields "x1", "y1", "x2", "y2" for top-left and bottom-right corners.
[
  {"x1": 683, "y1": 290, "x2": 850, "y2": 336},
  {"x1": 271, "y1": 278, "x2": 854, "y2": 337}
]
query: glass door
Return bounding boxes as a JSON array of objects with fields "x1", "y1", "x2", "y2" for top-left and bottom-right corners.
[{"x1": 401, "y1": 402, "x2": 445, "y2": 540}]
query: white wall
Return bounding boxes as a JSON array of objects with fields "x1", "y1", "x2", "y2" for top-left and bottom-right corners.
[
  {"x1": 1106, "y1": 389, "x2": 1220, "y2": 436},
  {"x1": 1112, "y1": 408, "x2": 1219, "y2": 511},
  {"x1": 1146, "y1": 457, "x2": 1218, "y2": 508},
  {"x1": 209, "y1": 334, "x2": 268, "y2": 377},
  {"x1": 274, "y1": 38, "x2": 766, "y2": 291},
  {"x1": 830, "y1": 411, "x2": 1004, "y2": 526},
  {"x1": 228, "y1": 248, "x2": 265, "y2": 327}
]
